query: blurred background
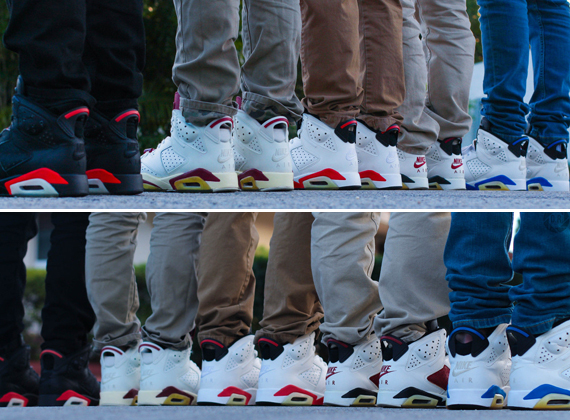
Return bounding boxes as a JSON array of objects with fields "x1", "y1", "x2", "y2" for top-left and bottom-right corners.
[{"x1": 0, "y1": 1, "x2": 483, "y2": 152}]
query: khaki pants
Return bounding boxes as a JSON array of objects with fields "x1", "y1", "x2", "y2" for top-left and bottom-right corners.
[
  {"x1": 300, "y1": 0, "x2": 405, "y2": 131},
  {"x1": 397, "y1": 0, "x2": 476, "y2": 154},
  {"x1": 173, "y1": 0, "x2": 302, "y2": 125}
]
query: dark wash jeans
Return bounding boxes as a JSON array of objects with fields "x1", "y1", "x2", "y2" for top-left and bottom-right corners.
[
  {"x1": 479, "y1": 0, "x2": 570, "y2": 145},
  {"x1": 3, "y1": 0, "x2": 145, "y2": 113},
  {"x1": 445, "y1": 212, "x2": 570, "y2": 335},
  {"x1": 0, "y1": 213, "x2": 95, "y2": 356}
]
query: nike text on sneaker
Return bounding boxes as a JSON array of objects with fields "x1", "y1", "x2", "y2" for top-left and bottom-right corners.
[
  {"x1": 377, "y1": 327, "x2": 449, "y2": 408},
  {"x1": 323, "y1": 336, "x2": 382, "y2": 406},
  {"x1": 141, "y1": 100, "x2": 238, "y2": 193},
  {"x1": 256, "y1": 333, "x2": 326, "y2": 405},
  {"x1": 197, "y1": 335, "x2": 261, "y2": 406},
  {"x1": 446, "y1": 325, "x2": 511, "y2": 410},
  {"x1": 355, "y1": 121, "x2": 402, "y2": 189},
  {"x1": 233, "y1": 111, "x2": 294, "y2": 191},
  {"x1": 507, "y1": 320, "x2": 570, "y2": 410},
  {"x1": 426, "y1": 138, "x2": 466, "y2": 190},
  {"x1": 398, "y1": 149, "x2": 429, "y2": 189},
  {"x1": 290, "y1": 114, "x2": 361, "y2": 190},
  {"x1": 137, "y1": 342, "x2": 200, "y2": 406},
  {"x1": 99, "y1": 345, "x2": 141, "y2": 406}
]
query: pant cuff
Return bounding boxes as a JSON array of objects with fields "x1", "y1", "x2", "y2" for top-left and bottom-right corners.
[
  {"x1": 179, "y1": 97, "x2": 237, "y2": 126},
  {"x1": 242, "y1": 92, "x2": 301, "y2": 124},
  {"x1": 451, "y1": 314, "x2": 512, "y2": 330},
  {"x1": 93, "y1": 332, "x2": 142, "y2": 352},
  {"x1": 358, "y1": 114, "x2": 401, "y2": 133}
]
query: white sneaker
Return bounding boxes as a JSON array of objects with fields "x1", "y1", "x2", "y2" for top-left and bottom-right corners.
[
  {"x1": 508, "y1": 321, "x2": 570, "y2": 409},
  {"x1": 446, "y1": 325, "x2": 511, "y2": 409},
  {"x1": 99, "y1": 345, "x2": 141, "y2": 406},
  {"x1": 463, "y1": 121, "x2": 527, "y2": 191},
  {"x1": 137, "y1": 342, "x2": 201, "y2": 406},
  {"x1": 233, "y1": 110, "x2": 293, "y2": 191},
  {"x1": 398, "y1": 149, "x2": 429, "y2": 189},
  {"x1": 197, "y1": 336, "x2": 261, "y2": 406},
  {"x1": 377, "y1": 329, "x2": 449, "y2": 408},
  {"x1": 526, "y1": 137, "x2": 569, "y2": 192},
  {"x1": 256, "y1": 333, "x2": 326, "y2": 405},
  {"x1": 141, "y1": 109, "x2": 238, "y2": 192},
  {"x1": 426, "y1": 138, "x2": 466, "y2": 190},
  {"x1": 323, "y1": 335, "x2": 382, "y2": 406},
  {"x1": 290, "y1": 114, "x2": 361, "y2": 189},
  {"x1": 355, "y1": 122, "x2": 402, "y2": 189}
]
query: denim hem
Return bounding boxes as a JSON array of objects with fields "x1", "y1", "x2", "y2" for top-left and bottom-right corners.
[
  {"x1": 242, "y1": 91, "x2": 302, "y2": 123},
  {"x1": 527, "y1": 130, "x2": 570, "y2": 145},
  {"x1": 513, "y1": 314, "x2": 570, "y2": 335},
  {"x1": 452, "y1": 313, "x2": 512, "y2": 330}
]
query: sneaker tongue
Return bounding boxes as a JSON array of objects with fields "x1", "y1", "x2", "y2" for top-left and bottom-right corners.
[
  {"x1": 327, "y1": 340, "x2": 354, "y2": 363},
  {"x1": 272, "y1": 126, "x2": 287, "y2": 143},
  {"x1": 200, "y1": 339, "x2": 228, "y2": 362},
  {"x1": 506, "y1": 326, "x2": 536, "y2": 357},
  {"x1": 141, "y1": 351, "x2": 153, "y2": 364},
  {"x1": 219, "y1": 126, "x2": 232, "y2": 142},
  {"x1": 449, "y1": 328, "x2": 489, "y2": 357},
  {"x1": 103, "y1": 355, "x2": 116, "y2": 367}
]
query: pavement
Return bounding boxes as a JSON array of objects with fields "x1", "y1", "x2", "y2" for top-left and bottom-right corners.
[
  {"x1": 1, "y1": 190, "x2": 569, "y2": 209},
  {"x1": 2, "y1": 406, "x2": 570, "y2": 420}
]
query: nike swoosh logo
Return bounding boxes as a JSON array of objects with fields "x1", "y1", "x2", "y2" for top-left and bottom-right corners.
[
  {"x1": 414, "y1": 162, "x2": 426, "y2": 168},
  {"x1": 386, "y1": 154, "x2": 397, "y2": 164},
  {"x1": 554, "y1": 164, "x2": 568, "y2": 173},
  {"x1": 451, "y1": 367, "x2": 477, "y2": 377},
  {"x1": 451, "y1": 163, "x2": 463, "y2": 169},
  {"x1": 272, "y1": 149, "x2": 289, "y2": 162}
]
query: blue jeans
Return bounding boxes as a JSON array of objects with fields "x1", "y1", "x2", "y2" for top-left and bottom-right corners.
[
  {"x1": 478, "y1": 0, "x2": 570, "y2": 145},
  {"x1": 445, "y1": 212, "x2": 570, "y2": 335}
]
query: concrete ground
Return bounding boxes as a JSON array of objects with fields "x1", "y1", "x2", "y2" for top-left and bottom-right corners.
[
  {"x1": 1, "y1": 190, "x2": 569, "y2": 209},
  {"x1": 2, "y1": 406, "x2": 568, "y2": 420}
]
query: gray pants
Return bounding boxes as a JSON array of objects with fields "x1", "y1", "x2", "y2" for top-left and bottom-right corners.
[
  {"x1": 312, "y1": 212, "x2": 451, "y2": 345},
  {"x1": 86, "y1": 212, "x2": 205, "y2": 351},
  {"x1": 173, "y1": 0, "x2": 303, "y2": 124},
  {"x1": 397, "y1": 0, "x2": 476, "y2": 154}
]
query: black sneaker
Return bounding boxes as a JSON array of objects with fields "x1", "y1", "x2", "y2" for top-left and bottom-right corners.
[
  {"x1": 0, "y1": 79, "x2": 89, "y2": 197},
  {"x1": 38, "y1": 346, "x2": 100, "y2": 406},
  {"x1": 0, "y1": 338, "x2": 39, "y2": 407},
  {"x1": 84, "y1": 109, "x2": 143, "y2": 195}
]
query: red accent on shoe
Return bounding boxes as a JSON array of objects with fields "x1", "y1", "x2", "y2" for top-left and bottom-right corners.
[
  {"x1": 56, "y1": 390, "x2": 91, "y2": 405},
  {"x1": 359, "y1": 170, "x2": 386, "y2": 182},
  {"x1": 427, "y1": 365, "x2": 449, "y2": 390},
  {"x1": 264, "y1": 117, "x2": 289, "y2": 128},
  {"x1": 5, "y1": 168, "x2": 68, "y2": 195},
  {"x1": 123, "y1": 389, "x2": 139, "y2": 400},
  {"x1": 86, "y1": 169, "x2": 121, "y2": 184},
  {"x1": 451, "y1": 158, "x2": 463, "y2": 170},
  {"x1": 327, "y1": 339, "x2": 349, "y2": 348},
  {"x1": 383, "y1": 124, "x2": 400, "y2": 134},
  {"x1": 139, "y1": 343, "x2": 162, "y2": 352},
  {"x1": 258, "y1": 338, "x2": 280, "y2": 347},
  {"x1": 174, "y1": 92, "x2": 181, "y2": 110},
  {"x1": 101, "y1": 346, "x2": 124, "y2": 356},
  {"x1": 156, "y1": 386, "x2": 194, "y2": 403},
  {"x1": 0, "y1": 357, "x2": 4, "y2": 362},
  {"x1": 380, "y1": 336, "x2": 403, "y2": 345},
  {"x1": 200, "y1": 339, "x2": 225, "y2": 349},
  {"x1": 64, "y1": 108, "x2": 90, "y2": 119},
  {"x1": 218, "y1": 386, "x2": 252, "y2": 405},
  {"x1": 168, "y1": 169, "x2": 221, "y2": 189},
  {"x1": 0, "y1": 392, "x2": 29, "y2": 406},
  {"x1": 294, "y1": 180, "x2": 304, "y2": 189},
  {"x1": 115, "y1": 110, "x2": 140, "y2": 122},
  {"x1": 414, "y1": 157, "x2": 427, "y2": 168},
  {"x1": 238, "y1": 169, "x2": 269, "y2": 182},
  {"x1": 274, "y1": 384, "x2": 320, "y2": 405},
  {"x1": 369, "y1": 372, "x2": 380, "y2": 387},
  {"x1": 298, "y1": 169, "x2": 346, "y2": 184},
  {"x1": 209, "y1": 117, "x2": 234, "y2": 128},
  {"x1": 40, "y1": 349, "x2": 63, "y2": 359},
  {"x1": 340, "y1": 120, "x2": 357, "y2": 129}
]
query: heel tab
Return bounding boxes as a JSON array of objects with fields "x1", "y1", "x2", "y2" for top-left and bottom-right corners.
[{"x1": 57, "y1": 107, "x2": 90, "y2": 137}]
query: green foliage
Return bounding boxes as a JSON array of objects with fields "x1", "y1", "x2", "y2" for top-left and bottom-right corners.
[{"x1": 467, "y1": 0, "x2": 483, "y2": 63}]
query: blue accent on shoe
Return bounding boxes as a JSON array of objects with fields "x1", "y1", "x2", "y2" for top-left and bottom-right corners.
[
  {"x1": 474, "y1": 175, "x2": 516, "y2": 188},
  {"x1": 524, "y1": 384, "x2": 570, "y2": 400},
  {"x1": 466, "y1": 183, "x2": 477, "y2": 190},
  {"x1": 452, "y1": 327, "x2": 486, "y2": 341},
  {"x1": 512, "y1": 137, "x2": 528, "y2": 145},
  {"x1": 527, "y1": 177, "x2": 553, "y2": 187},
  {"x1": 447, "y1": 390, "x2": 450, "y2": 399},
  {"x1": 506, "y1": 326, "x2": 530, "y2": 337},
  {"x1": 546, "y1": 140, "x2": 566, "y2": 149},
  {"x1": 481, "y1": 385, "x2": 506, "y2": 399}
]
